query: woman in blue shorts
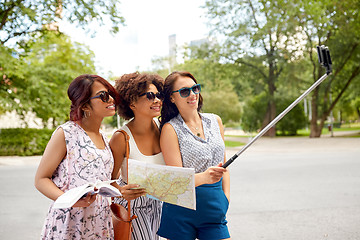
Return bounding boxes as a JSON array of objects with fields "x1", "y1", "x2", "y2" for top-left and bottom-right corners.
[{"x1": 157, "y1": 71, "x2": 231, "y2": 240}]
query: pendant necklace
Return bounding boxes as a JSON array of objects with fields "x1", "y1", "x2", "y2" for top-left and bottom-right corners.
[{"x1": 189, "y1": 125, "x2": 201, "y2": 137}]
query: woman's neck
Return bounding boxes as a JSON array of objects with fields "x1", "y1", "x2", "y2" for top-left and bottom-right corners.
[
  {"x1": 128, "y1": 116, "x2": 157, "y2": 135},
  {"x1": 77, "y1": 117, "x2": 101, "y2": 133},
  {"x1": 180, "y1": 109, "x2": 201, "y2": 125}
]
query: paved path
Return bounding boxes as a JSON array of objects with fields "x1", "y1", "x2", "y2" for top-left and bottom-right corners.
[{"x1": 0, "y1": 136, "x2": 359, "y2": 240}]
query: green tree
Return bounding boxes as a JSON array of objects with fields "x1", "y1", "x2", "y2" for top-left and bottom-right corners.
[
  {"x1": 204, "y1": 0, "x2": 301, "y2": 136},
  {"x1": 241, "y1": 91, "x2": 307, "y2": 135},
  {"x1": 276, "y1": 98, "x2": 307, "y2": 136},
  {"x1": 0, "y1": 0, "x2": 125, "y2": 44},
  {"x1": 296, "y1": 0, "x2": 360, "y2": 137},
  {"x1": 2, "y1": 32, "x2": 96, "y2": 127},
  {"x1": 0, "y1": 45, "x2": 27, "y2": 114},
  {"x1": 241, "y1": 92, "x2": 267, "y2": 132},
  {"x1": 204, "y1": 0, "x2": 360, "y2": 137},
  {"x1": 175, "y1": 43, "x2": 243, "y2": 124}
]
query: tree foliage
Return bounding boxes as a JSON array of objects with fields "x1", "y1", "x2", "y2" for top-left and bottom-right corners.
[
  {"x1": 174, "y1": 43, "x2": 242, "y2": 124},
  {"x1": 204, "y1": 0, "x2": 304, "y2": 136},
  {"x1": 1, "y1": 31, "x2": 96, "y2": 127},
  {"x1": 294, "y1": 0, "x2": 360, "y2": 137},
  {"x1": 0, "y1": 0, "x2": 125, "y2": 44},
  {"x1": 204, "y1": 0, "x2": 360, "y2": 137}
]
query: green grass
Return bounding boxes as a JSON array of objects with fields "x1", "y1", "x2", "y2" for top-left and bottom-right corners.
[
  {"x1": 333, "y1": 126, "x2": 360, "y2": 132},
  {"x1": 224, "y1": 135, "x2": 249, "y2": 138},
  {"x1": 225, "y1": 124, "x2": 360, "y2": 138},
  {"x1": 297, "y1": 126, "x2": 360, "y2": 137},
  {"x1": 224, "y1": 140, "x2": 245, "y2": 148}
]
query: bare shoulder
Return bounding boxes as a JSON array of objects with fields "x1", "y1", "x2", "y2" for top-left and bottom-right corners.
[
  {"x1": 109, "y1": 130, "x2": 128, "y2": 156},
  {"x1": 110, "y1": 130, "x2": 126, "y2": 146},
  {"x1": 161, "y1": 122, "x2": 177, "y2": 137},
  {"x1": 48, "y1": 127, "x2": 66, "y2": 148},
  {"x1": 160, "y1": 122, "x2": 179, "y2": 145},
  {"x1": 38, "y1": 127, "x2": 66, "y2": 171}
]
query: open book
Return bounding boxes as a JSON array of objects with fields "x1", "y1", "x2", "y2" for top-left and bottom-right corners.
[{"x1": 53, "y1": 180, "x2": 121, "y2": 209}]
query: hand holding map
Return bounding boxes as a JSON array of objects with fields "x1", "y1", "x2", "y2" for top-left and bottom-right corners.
[{"x1": 127, "y1": 159, "x2": 196, "y2": 210}]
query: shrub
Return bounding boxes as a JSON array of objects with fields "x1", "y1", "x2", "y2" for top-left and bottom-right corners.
[
  {"x1": 0, "y1": 128, "x2": 54, "y2": 156},
  {"x1": 241, "y1": 93, "x2": 307, "y2": 135}
]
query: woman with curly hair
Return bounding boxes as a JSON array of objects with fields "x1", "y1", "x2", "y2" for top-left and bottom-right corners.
[{"x1": 109, "y1": 72, "x2": 165, "y2": 240}]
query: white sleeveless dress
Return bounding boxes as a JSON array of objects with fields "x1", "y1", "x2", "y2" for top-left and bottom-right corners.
[{"x1": 115, "y1": 119, "x2": 165, "y2": 240}]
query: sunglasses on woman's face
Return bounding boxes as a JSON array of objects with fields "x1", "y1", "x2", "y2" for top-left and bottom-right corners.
[
  {"x1": 90, "y1": 91, "x2": 112, "y2": 103},
  {"x1": 139, "y1": 92, "x2": 164, "y2": 101},
  {"x1": 172, "y1": 84, "x2": 201, "y2": 98}
]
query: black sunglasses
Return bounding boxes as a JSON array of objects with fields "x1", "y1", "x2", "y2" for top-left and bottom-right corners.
[
  {"x1": 172, "y1": 84, "x2": 201, "y2": 98},
  {"x1": 139, "y1": 92, "x2": 164, "y2": 101},
  {"x1": 90, "y1": 91, "x2": 112, "y2": 103}
]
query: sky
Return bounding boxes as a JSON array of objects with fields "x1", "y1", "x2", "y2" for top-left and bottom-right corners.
[{"x1": 60, "y1": 0, "x2": 210, "y2": 78}]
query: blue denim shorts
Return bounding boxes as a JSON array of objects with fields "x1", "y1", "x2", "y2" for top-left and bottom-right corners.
[{"x1": 157, "y1": 179, "x2": 230, "y2": 240}]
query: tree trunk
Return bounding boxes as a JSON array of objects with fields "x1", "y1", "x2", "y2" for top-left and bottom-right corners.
[
  {"x1": 262, "y1": 62, "x2": 277, "y2": 137},
  {"x1": 261, "y1": 100, "x2": 276, "y2": 137},
  {"x1": 309, "y1": 87, "x2": 322, "y2": 138}
]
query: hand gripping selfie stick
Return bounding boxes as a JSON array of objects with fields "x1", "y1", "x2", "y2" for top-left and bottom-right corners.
[{"x1": 222, "y1": 45, "x2": 333, "y2": 168}]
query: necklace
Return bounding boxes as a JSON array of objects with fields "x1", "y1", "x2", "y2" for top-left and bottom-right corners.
[{"x1": 188, "y1": 124, "x2": 201, "y2": 137}]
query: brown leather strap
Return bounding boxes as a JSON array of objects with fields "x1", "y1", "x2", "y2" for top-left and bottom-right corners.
[{"x1": 119, "y1": 130, "x2": 131, "y2": 221}]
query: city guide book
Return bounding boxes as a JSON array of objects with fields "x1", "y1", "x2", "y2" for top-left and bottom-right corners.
[{"x1": 53, "y1": 180, "x2": 121, "y2": 209}]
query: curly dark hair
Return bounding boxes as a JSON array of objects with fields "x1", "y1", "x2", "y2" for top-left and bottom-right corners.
[
  {"x1": 115, "y1": 72, "x2": 164, "y2": 120},
  {"x1": 160, "y1": 71, "x2": 203, "y2": 129}
]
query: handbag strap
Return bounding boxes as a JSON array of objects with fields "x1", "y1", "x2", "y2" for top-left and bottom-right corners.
[{"x1": 119, "y1": 130, "x2": 131, "y2": 221}]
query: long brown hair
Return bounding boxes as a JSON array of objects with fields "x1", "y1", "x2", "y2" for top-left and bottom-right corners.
[{"x1": 160, "y1": 71, "x2": 203, "y2": 129}]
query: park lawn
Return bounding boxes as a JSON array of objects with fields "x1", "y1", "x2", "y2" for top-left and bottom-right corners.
[
  {"x1": 225, "y1": 140, "x2": 245, "y2": 148},
  {"x1": 297, "y1": 126, "x2": 360, "y2": 137},
  {"x1": 224, "y1": 135, "x2": 249, "y2": 138}
]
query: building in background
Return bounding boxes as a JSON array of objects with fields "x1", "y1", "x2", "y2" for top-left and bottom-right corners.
[{"x1": 168, "y1": 34, "x2": 177, "y2": 72}]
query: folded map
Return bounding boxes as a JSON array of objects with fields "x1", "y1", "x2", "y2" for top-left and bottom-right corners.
[{"x1": 128, "y1": 159, "x2": 196, "y2": 210}]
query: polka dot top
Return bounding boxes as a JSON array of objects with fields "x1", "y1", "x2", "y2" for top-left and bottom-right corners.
[{"x1": 168, "y1": 113, "x2": 225, "y2": 173}]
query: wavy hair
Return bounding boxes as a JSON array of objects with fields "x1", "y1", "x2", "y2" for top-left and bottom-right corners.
[{"x1": 160, "y1": 71, "x2": 203, "y2": 129}]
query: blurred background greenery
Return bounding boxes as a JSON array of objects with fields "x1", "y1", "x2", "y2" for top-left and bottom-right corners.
[{"x1": 1, "y1": 0, "x2": 359, "y2": 156}]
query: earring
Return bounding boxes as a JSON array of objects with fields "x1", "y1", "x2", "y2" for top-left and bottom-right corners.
[{"x1": 83, "y1": 111, "x2": 91, "y2": 118}]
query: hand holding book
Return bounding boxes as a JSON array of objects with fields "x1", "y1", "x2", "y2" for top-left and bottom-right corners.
[{"x1": 53, "y1": 180, "x2": 121, "y2": 209}]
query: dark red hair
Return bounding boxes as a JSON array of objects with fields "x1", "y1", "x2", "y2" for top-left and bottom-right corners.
[{"x1": 67, "y1": 74, "x2": 119, "y2": 121}]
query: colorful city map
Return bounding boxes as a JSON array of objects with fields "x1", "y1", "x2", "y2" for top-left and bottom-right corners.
[{"x1": 128, "y1": 159, "x2": 196, "y2": 210}]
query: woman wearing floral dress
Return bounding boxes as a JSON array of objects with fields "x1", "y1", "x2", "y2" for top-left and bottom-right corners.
[{"x1": 35, "y1": 74, "x2": 119, "y2": 239}]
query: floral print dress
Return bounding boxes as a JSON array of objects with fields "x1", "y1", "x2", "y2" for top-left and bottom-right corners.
[{"x1": 40, "y1": 121, "x2": 114, "y2": 240}]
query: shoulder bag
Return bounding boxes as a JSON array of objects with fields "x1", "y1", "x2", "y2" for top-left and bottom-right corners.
[{"x1": 111, "y1": 130, "x2": 137, "y2": 240}]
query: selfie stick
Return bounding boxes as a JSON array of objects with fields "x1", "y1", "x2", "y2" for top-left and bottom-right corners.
[{"x1": 223, "y1": 45, "x2": 332, "y2": 168}]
